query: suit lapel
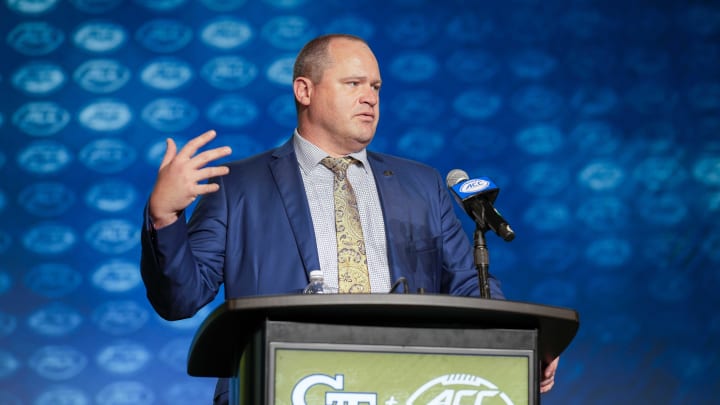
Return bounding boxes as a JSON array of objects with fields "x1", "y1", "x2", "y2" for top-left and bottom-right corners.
[{"x1": 268, "y1": 141, "x2": 321, "y2": 274}]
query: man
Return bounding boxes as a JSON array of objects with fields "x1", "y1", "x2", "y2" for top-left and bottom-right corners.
[{"x1": 141, "y1": 34, "x2": 557, "y2": 404}]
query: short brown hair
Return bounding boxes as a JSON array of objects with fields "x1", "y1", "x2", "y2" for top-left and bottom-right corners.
[{"x1": 293, "y1": 34, "x2": 367, "y2": 84}]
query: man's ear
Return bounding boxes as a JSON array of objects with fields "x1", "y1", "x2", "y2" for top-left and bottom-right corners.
[{"x1": 293, "y1": 77, "x2": 312, "y2": 106}]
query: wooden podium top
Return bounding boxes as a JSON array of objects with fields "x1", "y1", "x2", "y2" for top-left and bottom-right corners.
[{"x1": 188, "y1": 294, "x2": 579, "y2": 377}]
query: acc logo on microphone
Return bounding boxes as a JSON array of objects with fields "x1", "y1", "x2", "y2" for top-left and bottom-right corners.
[
  {"x1": 12, "y1": 62, "x2": 66, "y2": 95},
  {"x1": 459, "y1": 178, "x2": 492, "y2": 193},
  {"x1": 135, "y1": 19, "x2": 193, "y2": 53},
  {"x1": 73, "y1": 21, "x2": 127, "y2": 53},
  {"x1": 7, "y1": 22, "x2": 64, "y2": 55},
  {"x1": 13, "y1": 102, "x2": 71, "y2": 136},
  {"x1": 140, "y1": 57, "x2": 194, "y2": 91},
  {"x1": 74, "y1": 59, "x2": 131, "y2": 93}
]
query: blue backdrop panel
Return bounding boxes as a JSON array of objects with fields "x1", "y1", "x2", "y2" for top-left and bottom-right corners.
[{"x1": 1, "y1": 0, "x2": 719, "y2": 404}]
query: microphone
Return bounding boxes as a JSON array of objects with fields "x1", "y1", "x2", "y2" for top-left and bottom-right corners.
[{"x1": 446, "y1": 169, "x2": 515, "y2": 242}]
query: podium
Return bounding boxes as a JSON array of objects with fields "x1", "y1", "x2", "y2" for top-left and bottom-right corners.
[{"x1": 188, "y1": 294, "x2": 579, "y2": 405}]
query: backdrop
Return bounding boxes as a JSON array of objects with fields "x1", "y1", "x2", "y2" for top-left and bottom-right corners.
[{"x1": 1, "y1": 0, "x2": 719, "y2": 404}]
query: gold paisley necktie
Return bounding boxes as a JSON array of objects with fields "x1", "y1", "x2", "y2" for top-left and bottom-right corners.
[{"x1": 321, "y1": 156, "x2": 371, "y2": 293}]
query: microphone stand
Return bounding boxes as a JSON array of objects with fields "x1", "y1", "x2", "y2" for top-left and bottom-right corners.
[{"x1": 474, "y1": 225, "x2": 491, "y2": 299}]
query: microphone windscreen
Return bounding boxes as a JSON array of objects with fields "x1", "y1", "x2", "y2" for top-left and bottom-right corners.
[{"x1": 446, "y1": 169, "x2": 469, "y2": 188}]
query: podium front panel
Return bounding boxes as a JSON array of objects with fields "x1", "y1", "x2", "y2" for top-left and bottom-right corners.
[{"x1": 261, "y1": 320, "x2": 538, "y2": 405}]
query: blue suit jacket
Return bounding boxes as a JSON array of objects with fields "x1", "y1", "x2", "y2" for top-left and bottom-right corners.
[{"x1": 140, "y1": 138, "x2": 503, "y2": 320}]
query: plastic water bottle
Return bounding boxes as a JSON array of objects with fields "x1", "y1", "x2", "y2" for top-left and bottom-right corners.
[{"x1": 303, "y1": 270, "x2": 330, "y2": 294}]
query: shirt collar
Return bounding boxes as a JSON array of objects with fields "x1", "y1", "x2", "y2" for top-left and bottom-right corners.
[{"x1": 293, "y1": 129, "x2": 369, "y2": 175}]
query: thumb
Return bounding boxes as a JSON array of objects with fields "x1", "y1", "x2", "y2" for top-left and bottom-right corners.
[{"x1": 159, "y1": 138, "x2": 177, "y2": 169}]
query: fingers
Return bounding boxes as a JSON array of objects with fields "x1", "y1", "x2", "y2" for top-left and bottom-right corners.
[
  {"x1": 189, "y1": 145, "x2": 233, "y2": 170},
  {"x1": 159, "y1": 138, "x2": 177, "y2": 169},
  {"x1": 193, "y1": 165, "x2": 230, "y2": 185},
  {"x1": 540, "y1": 357, "x2": 559, "y2": 394},
  {"x1": 177, "y1": 129, "x2": 217, "y2": 160},
  {"x1": 539, "y1": 376, "x2": 555, "y2": 393}
]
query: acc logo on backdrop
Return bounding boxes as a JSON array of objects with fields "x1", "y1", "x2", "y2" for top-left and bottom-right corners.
[
  {"x1": 135, "y1": 0, "x2": 187, "y2": 11},
  {"x1": 0, "y1": 351, "x2": 19, "y2": 378},
  {"x1": 207, "y1": 94, "x2": 258, "y2": 127},
  {"x1": 84, "y1": 219, "x2": 139, "y2": 254},
  {"x1": 97, "y1": 342, "x2": 150, "y2": 374},
  {"x1": 24, "y1": 263, "x2": 82, "y2": 298},
  {"x1": 142, "y1": 97, "x2": 198, "y2": 131},
  {"x1": 96, "y1": 381, "x2": 154, "y2": 405},
  {"x1": 389, "y1": 52, "x2": 438, "y2": 82},
  {"x1": 0, "y1": 272, "x2": 11, "y2": 296},
  {"x1": 509, "y1": 49, "x2": 557, "y2": 79},
  {"x1": 92, "y1": 301, "x2": 149, "y2": 335},
  {"x1": 267, "y1": 96, "x2": 297, "y2": 127},
  {"x1": 70, "y1": 0, "x2": 123, "y2": 13},
  {"x1": 266, "y1": 56, "x2": 295, "y2": 85},
  {"x1": 27, "y1": 303, "x2": 83, "y2": 337},
  {"x1": 261, "y1": 16, "x2": 316, "y2": 51},
  {"x1": 13, "y1": 102, "x2": 70, "y2": 136},
  {"x1": 6, "y1": 22, "x2": 64, "y2": 55},
  {"x1": 92, "y1": 259, "x2": 141, "y2": 293},
  {"x1": 12, "y1": 62, "x2": 66, "y2": 95},
  {"x1": 135, "y1": 19, "x2": 193, "y2": 53},
  {"x1": 201, "y1": 56, "x2": 257, "y2": 90},
  {"x1": 22, "y1": 223, "x2": 76, "y2": 254},
  {"x1": 18, "y1": 182, "x2": 76, "y2": 217},
  {"x1": 79, "y1": 139, "x2": 137, "y2": 173},
  {"x1": 140, "y1": 57, "x2": 194, "y2": 91},
  {"x1": 74, "y1": 59, "x2": 131, "y2": 93},
  {"x1": 73, "y1": 21, "x2": 127, "y2": 53},
  {"x1": 453, "y1": 89, "x2": 502, "y2": 120},
  {"x1": 78, "y1": 99, "x2": 133, "y2": 132},
  {"x1": 0, "y1": 312, "x2": 17, "y2": 337},
  {"x1": 200, "y1": 17, "x2": 252, "y2": 49},
  {"x1": 29, "y1": 345, "x2": 87, "y2": 380},
  {"x1": 34, "y1": 387, "x2": 88, "y2": 405},
  {"x1": 85, "y1": 180, "x2": 138, "y2": 212},
  {"x1": 7, "y1": 0, "x2": 60, "y2": 14}
]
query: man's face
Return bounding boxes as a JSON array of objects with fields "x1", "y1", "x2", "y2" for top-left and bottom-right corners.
[{"x1": 306, "y1": 38, "x2": 382, "y2": 155}]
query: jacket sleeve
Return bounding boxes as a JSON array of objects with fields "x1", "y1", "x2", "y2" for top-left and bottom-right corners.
[{"x1": 139, "y1": 178, "x2": 228, "y2": 320}]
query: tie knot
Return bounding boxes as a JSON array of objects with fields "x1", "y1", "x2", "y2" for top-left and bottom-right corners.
[{"x1": 321, "y1": 156, "x2": 356, "y2": 176}]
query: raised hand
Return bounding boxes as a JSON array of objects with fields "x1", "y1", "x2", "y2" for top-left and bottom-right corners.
[{"x1": 148, "y1": 130, "x2": 232, "y2": 229}]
